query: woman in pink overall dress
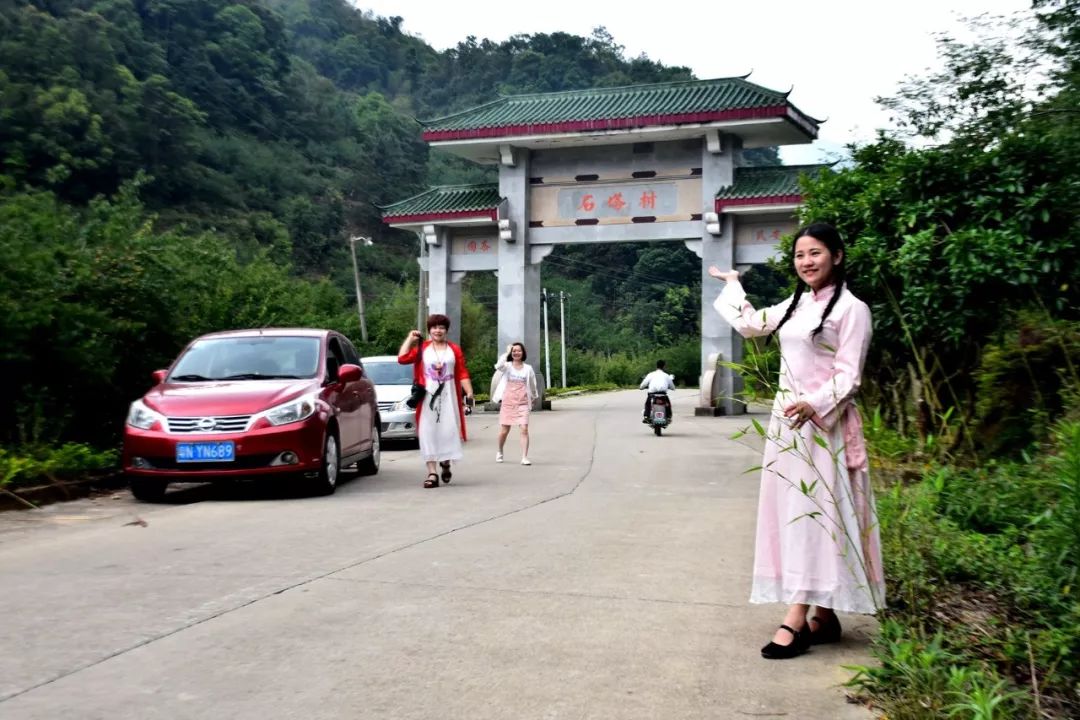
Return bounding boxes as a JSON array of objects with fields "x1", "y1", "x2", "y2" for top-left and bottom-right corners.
[
  {"x1": 710, "y1": 222, "x2": 884, "y2": 660},
  {"x1": 493, "y1": 343, "x2": 539, "y2": 465}
]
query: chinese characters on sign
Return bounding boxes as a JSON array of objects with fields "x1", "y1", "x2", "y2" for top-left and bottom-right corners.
[
  {"x1": 450, "y1": 236, "x2": 496, "y2": 256},
  {"x1": 559, "y1": 183, "x2": 677, "y2": 219},
  {"x1": 464, "y1": 239, "x2": 492, "y2": 254},
  {"x1": 736, "y1": 223, "x2": 796, "y2": 246}
]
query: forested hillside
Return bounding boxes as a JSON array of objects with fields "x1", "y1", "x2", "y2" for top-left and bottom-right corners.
[{"x1": 2, "y1": 0, "x2": 751, "y2": 451}]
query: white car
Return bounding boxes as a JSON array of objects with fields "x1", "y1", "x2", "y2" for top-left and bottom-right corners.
[{"x1": 361, "y1": 355, "x2": 417, "y2": 441}]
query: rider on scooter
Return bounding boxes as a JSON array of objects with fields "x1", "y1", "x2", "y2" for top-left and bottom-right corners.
[{"x1": 640, "y1": 360, "x2": 675, "y2": 423}]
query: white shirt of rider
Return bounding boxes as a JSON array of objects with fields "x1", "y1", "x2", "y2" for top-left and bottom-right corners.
[{"x1": 640, "y1": 369, "x2": 675, "y2": 393}]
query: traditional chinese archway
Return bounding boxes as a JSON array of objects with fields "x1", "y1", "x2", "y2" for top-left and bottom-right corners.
[{"x1": 382, "y1": 77, "x2": 824, "y2": 414}]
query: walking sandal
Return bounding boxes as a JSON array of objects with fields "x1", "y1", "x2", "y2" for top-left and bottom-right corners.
[
  {"x1": 424, "y1": 473, "x2": 439, "y2": 489},
  {"x1": 439, "y1": 461, "x2": 452, "y2": 484}
]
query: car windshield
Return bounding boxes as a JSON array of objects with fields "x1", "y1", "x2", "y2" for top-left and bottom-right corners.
[
  {"x1": 364, "y1": 361, "x2": 413, "y2": 385},
  {"x1": 169, "y1": 337, "x2": 320, "y2": 381}
]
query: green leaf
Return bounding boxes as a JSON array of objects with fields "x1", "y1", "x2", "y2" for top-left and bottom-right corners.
[
  {"x1": 751, "y1": 418, "x2": 765, "y2": 437},
  {"x1": 813, "y1": 434, "x2": 829, "y2": 449}
]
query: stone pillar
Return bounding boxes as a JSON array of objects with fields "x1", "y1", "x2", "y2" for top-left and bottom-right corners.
[
  {"x1": 700, "y1": 135, "x2": 745, "y2": 415},
  {"x1": 425, "y1": 227, "x2": 463, "y2": 343},
  {"x1": 496, "y1": 148, "x2": 541, "y2": 360},
  {"x1": 446, "y1": 271, "x2": 464, "y2": 345}
]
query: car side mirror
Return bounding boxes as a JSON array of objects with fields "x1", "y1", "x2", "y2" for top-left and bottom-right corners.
[
  {"x1": 151, "y1": 369, "x2": 167, "y2": 385},
  {"x1": 337, "y1": 364, "x2": 362, "y2": 383}
]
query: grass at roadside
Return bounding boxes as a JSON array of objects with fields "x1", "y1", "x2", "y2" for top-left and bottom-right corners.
[
  {"x1": 850, "y1": 416, "x2": 1080, "y2": 719},
  {"x1": 546, "y1": 383, "x2": 622, "y2": 397},
  {"x1": 1, "y1": 443, "x2": 118, "y2": 491}
]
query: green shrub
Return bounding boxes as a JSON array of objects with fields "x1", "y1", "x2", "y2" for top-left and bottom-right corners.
[
  {"x1": 847, "y1": 624, "x2": 1028, "y2": 720},
  {"x1": 973, "y1": 313, "x2": 1080, "y2": 457},
  {"x1": 0, "y1": 443, "x2": 118, "y2": 489},
  {"x1": 870, "y1": 416, "x2": 1080, "y2": 716}
]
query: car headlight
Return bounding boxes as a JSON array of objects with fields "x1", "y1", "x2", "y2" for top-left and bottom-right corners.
[
  {"x1": 261, "y1": 394, "x2": 319, "y2": 427},
  {"x1": 127, "y1": 400, "x2": 165, "y2": 431},
  {"x1": 392, "y1": 398, "x2": 411, "y2": 411}
]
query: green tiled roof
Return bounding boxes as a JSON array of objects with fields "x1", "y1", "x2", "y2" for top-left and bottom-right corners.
[
  {"x1": 380, "y1": 184, "x2": 501, "y2": 220},
  {"x1": 421, "y1": 77, "x2": 817, "y2": 137},
  {"x1": 716, "y1": 165, "x2": 827, "y2": 201}
]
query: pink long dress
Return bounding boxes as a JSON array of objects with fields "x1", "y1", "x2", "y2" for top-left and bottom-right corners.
[{"x1": 714, "y1": 279, "x2": 885, "y2": 614}]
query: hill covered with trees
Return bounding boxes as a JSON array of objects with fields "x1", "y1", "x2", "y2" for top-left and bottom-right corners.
[{"x1": 2, "y1": 0, "x2": 752, "y2": 450}]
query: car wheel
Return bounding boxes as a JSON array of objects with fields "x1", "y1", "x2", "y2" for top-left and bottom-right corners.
[
  {"x1": 129, "y1": 477, "x2": 168, "y2": 502},
  {"x1": 357, "y1": 422, "x2": 381, "y2": 476},
  {"x1": 313, "y1": 432, "x2": 340, "y2": 495}
]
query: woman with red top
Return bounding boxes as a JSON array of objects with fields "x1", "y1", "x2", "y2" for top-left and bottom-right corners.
[{"x1": 397, "y1": 314, "x2": 474, "y2": 488}]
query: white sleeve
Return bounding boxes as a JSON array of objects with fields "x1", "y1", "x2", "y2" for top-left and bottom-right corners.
[{"x1": 713, "y1": 279, "x2": 794, "y2": 339}]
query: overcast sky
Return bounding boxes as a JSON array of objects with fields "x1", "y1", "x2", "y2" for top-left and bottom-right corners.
[{"x1": 351, "y1": 0, "x2": 1033, "y2": 163}]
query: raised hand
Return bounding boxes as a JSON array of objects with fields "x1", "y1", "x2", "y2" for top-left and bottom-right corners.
[{"x1": 708, "y1": 266, "x2": 740, "y2": 283}]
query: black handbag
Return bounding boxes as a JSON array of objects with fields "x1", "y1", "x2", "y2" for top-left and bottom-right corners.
[
  {"x1": 405, "y1": 344, "x2": 426, "y2": 409},
  {"x1": 406, "y1": 381, "x2": 426, "y2": 409}
]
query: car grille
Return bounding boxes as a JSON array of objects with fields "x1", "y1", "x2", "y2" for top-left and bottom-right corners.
[
  {"x1": 377, "y1": 402, "x2": 395, "y2": 412},
  {"x1": 167, "y1": 415, "x2": 253, "y2": 434}
]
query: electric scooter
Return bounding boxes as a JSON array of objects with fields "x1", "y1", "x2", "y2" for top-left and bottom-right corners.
[{"x1": 646, "y1": 391, "x2": 672, "y2": 436}]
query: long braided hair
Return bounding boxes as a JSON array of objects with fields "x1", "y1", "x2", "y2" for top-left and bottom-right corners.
[{"x1": 769, "y1": 222, "x2": 847, "y2": 344}]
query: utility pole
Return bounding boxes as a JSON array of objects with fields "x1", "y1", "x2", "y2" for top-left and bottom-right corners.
[
  {"x1": 348, "y1": 235, "x2": 372, "y2": 343},
  {"x1": 542, "y1": 288, "x2": 552, "y2": 388},
  {"x1": 559, "y1": 290, "x2": 568, "y2": 387}
]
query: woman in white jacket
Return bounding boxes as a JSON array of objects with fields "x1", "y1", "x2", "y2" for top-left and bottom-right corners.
[{"x1": 493, "y1": 342, "x2": 539, "y2": 465}]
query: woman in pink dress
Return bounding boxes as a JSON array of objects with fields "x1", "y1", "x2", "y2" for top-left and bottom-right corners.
[
  {"x1": 710, "y1": 222, "x2": 884, "y2": 660},
  {"x1": 493, "y1": 343, "x2": 539, "y2": 465}
]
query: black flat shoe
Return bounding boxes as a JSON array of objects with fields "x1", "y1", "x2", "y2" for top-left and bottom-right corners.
[
  {"x1": 809, "y1": 614, "x2": 842, "y2": 645},
  {"x1": 423, "y1": 473, "x2": 440, "y2": 489},
  {"x1": 760, "y1": 624, "x2": 810, "y2": 660},
  {"x1": 439, "y1": 461, "x2": 452, "y2": 484}
]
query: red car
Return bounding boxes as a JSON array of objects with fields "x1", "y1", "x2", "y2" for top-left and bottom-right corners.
[{"x1": 122, "y1": 329, "x2": 380, "y2": 501}]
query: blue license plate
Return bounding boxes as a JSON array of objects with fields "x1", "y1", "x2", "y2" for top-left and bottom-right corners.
[{"x1": 176, "y1": 441, "x2": 235, "y2": 463}]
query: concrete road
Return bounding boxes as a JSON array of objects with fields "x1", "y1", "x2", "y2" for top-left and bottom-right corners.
[{"x1": 0, "y1": 390, "x2": 875, "y2": 719}]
